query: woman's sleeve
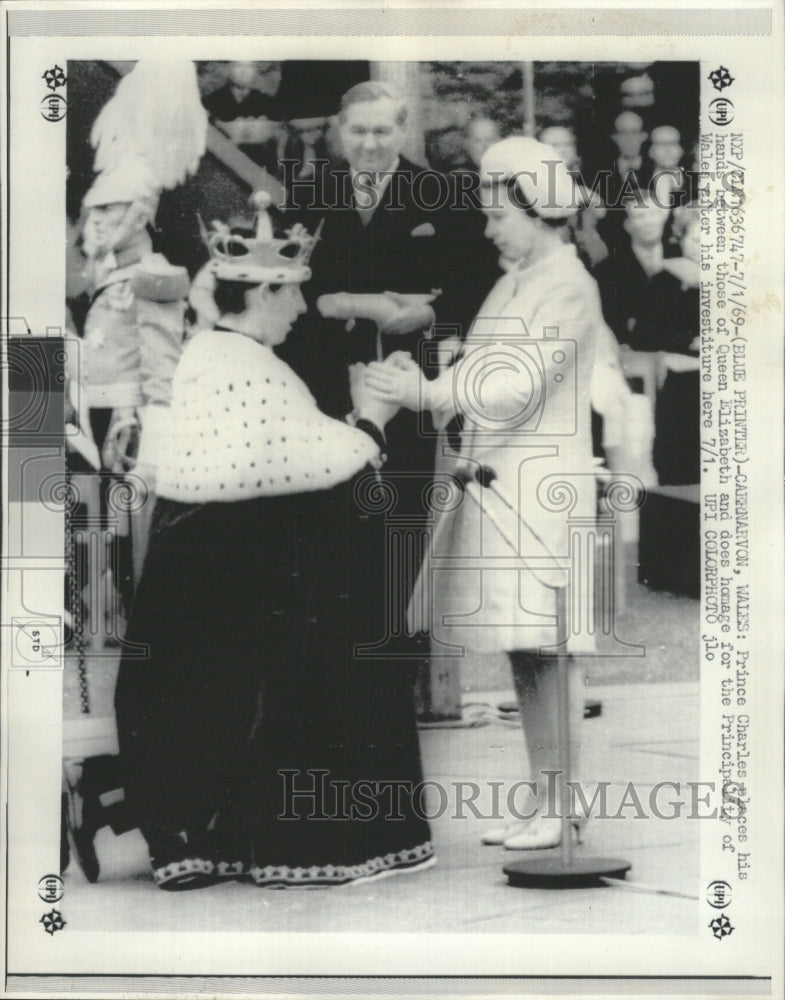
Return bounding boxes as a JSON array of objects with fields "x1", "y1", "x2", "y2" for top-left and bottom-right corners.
[
  {"x1": 425, "y1": 367, "x2": 460, "y2": 430},
  {"x1": 526, "y1": 279, "x2": 596, "y2": 361},
  {"x1": 428, "y1": 280, "x2": 597, "y2": 432},
  {"x1": 427, "y1": 343, "x2": 547, "y2": 433}
]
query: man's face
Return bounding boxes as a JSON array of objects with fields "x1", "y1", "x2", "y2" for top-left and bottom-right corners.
[
  {"x1": 624, "y1": 203, "x2": 668, "y2": 246},
  {"x1": 228, "y1": 62, "x2": 256, "y2": 94},
  {"x1": 681, "y1": 218, "x2": 700, "y2": 263},
  {"x1": 613, "y1": 114, "x2": 646, "y2": 159},
  {"x1": 649, "y1": 129, "x2": 683, "y2": 170},
  {"x1": 540, "y1": 127, "x2": 578, "y2": 170},
  {"x1": 86, "y1": 202, "x2": 130, "y2": 248},
  {"x1": 339, "y1": 97, "x2": 406, "y2": 174},
  {"x1": 255, "y1": 283, "x2": 308, "y2": 347},
  {"x1": 258, "y1": 62, "x2": 282, "y2": 96},
  {"x1": 467, "y1": 119, "x2": 500, "y2": 168}
]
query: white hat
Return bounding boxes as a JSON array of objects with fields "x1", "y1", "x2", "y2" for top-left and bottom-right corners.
[
  {"x1": 82, "y1": 154, "x2": 158, "y2": 211},
  {"x1": 479, "y1": 136, "x2": 578, "y2": 219}
]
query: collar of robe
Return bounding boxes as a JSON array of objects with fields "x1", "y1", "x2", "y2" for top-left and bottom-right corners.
[{"x1": 157, "y1": 329, "x2": 378, "y2": 503}]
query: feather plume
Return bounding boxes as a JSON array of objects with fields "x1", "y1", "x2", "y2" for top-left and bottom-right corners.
[{"x1": 90, "y1": 59, "x2": 208, "y2": 192}]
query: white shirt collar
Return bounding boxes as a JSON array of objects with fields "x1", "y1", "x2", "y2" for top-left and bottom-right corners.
[
  {"x1": 350, "y1": 157, "x2": 401, "y2": 211},
  {"x1": 350, "y1": 156, "x2": 400, "y2": 185},
  {"x1": 632, "y1": 241, "x2": 663, "y2": 277},
  {"x1": 617, "y1": 155, "x2": 642, "y2": 172}
]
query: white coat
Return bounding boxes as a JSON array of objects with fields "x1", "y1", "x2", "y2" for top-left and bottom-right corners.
[{"x1": 409, "y1": 243, "x2": 600, "y2": 655}]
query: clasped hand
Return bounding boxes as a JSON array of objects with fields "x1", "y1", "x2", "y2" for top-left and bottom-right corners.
[
  {"x1": 102, "y1": 406, "x2": 140, "y2": 472},
  {"x1": 365, "y1": 352, "x2": 426, "y2": 412},
  {"x1": 349, "y1": 362, "x2": 399, "y2": 430}
]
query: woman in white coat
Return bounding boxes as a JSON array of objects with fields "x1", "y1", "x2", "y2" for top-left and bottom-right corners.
[{"x1": 366, "y1": 137, "x2": 602, "y2": 850}]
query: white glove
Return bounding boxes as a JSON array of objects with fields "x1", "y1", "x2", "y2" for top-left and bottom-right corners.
[
  {"x1": 102, "y1": 407, "x2": 140, "y2": 472},
  {"x1": 365, "y1": 354, "x2": 427, "y2": 411},
  {"x1": 349, "y1": 362, "x2": 399, "y2": 429}
]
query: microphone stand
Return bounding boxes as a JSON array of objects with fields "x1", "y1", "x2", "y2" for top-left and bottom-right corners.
[{"x1": 463, "y1": 464, "x2": 632, "y2": 888}]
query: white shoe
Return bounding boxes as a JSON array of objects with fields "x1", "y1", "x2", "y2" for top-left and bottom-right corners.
[
  {"x1": 480, "y1": 821, "x2": 535, "y2": 846},
  {"x1": 503, "y1": 817, "x2": 586, "y2": 851}
]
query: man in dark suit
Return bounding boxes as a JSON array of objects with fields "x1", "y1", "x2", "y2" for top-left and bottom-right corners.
[
  {"x1": 282, "y1": 81, "x2": 481, "y2": 404},
  {"x1": 280, "y1": 81, "x2": 485, "y2": 492},
  {"x1": 279, "y1": 80, "x2": 486, "y2": 659},
  {"x1": 595, "y1": 196, "x2": 671, "y2": 348}
]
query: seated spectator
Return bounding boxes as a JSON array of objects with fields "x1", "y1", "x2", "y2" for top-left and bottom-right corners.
[
  {"x1": 445, "y1": 116, "x2": 506, "y2": 327},
  {"x1": 283, "y1": 116, "x2": 330, "y2": 180},
  {"x1": 620, "y1": 72, "x2": 655, "y2": 110},
  {"x1": 600, "y1": 111, "x2": 651, "y2": 251},
  {"x1": 595, "y1": 196, "x2": 671, "y2": 348},
  {"x1": 425, "y1": 125, "x2": 471, "y2": 173},
  {"x1": 540, "y1": 124, "x2": 609, "y2": 268},
  {"x1": 610, "y1": 111, "x2": 648, "y2": 184},
  {"x1": 256, "y1": 61, "x2": 282, "y2": 102},
  {"x1": 278, "y1": 84, "x2": 340, "y2": 197},
  {"x1": 634, "y1": 210, "x2": 699, "y2": 346},
  {"x1": 539, "y1": 124, "x2": 579, "y2": 169},
  {"x1": 419, "y1": 115, "x2": 507, "y2": 343},
  {"x1": 203, "y1": 61, "x2": 282, "y2": 171},
  {"x1": 635, "y1": 211, "x2": 700, "y2": 484},
  {"x1": 646, "y1": 125, "x2": 686, "y2": 208},
  {"x1": 465, "y1": 116, "x2": 502, "y2": 169}
]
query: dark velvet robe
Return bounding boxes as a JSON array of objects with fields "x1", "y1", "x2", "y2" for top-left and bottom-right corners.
[{"x1": 115, "y1": 475, "x2": 433, "y2": 886}]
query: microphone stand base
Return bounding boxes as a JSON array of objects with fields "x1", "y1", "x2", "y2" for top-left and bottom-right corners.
[{"x1": 503, "y1": 855, "x2": 632, "y2": 889}]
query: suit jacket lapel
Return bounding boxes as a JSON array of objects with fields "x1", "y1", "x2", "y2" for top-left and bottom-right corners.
[{"x1": 359, "y1": 157, "x2": 417, "y2": 233}]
